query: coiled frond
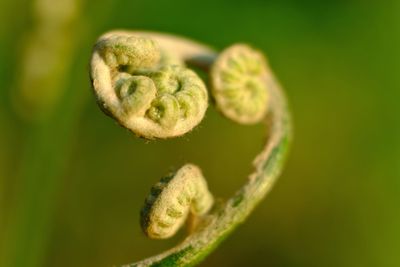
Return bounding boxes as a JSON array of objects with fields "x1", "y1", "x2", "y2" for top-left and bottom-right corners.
[
  {"x1": 211, "y1": 44, "x2": 269, "y2": 124},
  {"x1": 141, "y1": 164, "x2": 213, "y2": 239},
  {"x1": 90, "y1": 33, "x2": 208, "y2": 139}
]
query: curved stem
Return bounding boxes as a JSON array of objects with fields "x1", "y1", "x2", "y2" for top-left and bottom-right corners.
[{"x1": 115, "y1": 32, "x2": 292, "y2": 267}]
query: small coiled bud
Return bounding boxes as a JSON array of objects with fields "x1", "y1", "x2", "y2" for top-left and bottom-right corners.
[
  {"x1": 148, "y1": 65, "x2": 208, "y2": 127},
  {"x1": 140, "y1": 164, "x2": 214, "y2": 239},
  {"x1": 115, "y1": 73, "x2": 157, "y2": 117},
  {"x1": 210, "y1": 44, "x2": 269, "y2": 124},
  {"x1": 90, "y1": 33, "x2": 208, "y2": 139}
]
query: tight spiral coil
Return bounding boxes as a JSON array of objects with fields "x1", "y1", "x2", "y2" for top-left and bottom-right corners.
[
  {"x1": 210, "y1": 44, "x2": 270, "y2": 124},
  {"x1": 90, "y1": 34, "x2": 208, "y2": 139},
  {"x1": 140, "y1": 164, "x2": 214, "y2": 239}
]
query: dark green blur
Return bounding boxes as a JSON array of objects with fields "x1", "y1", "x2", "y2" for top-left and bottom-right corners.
[{"x1": 0, "y1": 0, "x2": 399, "y2": 266}]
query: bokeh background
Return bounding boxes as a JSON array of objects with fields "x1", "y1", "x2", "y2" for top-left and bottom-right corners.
[{"x1": 1, "y1": 0, "x2": 399, "y2": 266}]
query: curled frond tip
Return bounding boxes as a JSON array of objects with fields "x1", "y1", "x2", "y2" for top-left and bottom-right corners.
[
  {"x1": 211, "y1": 44, "x2": 270, "y2": 124},
  {"x1": 140, "y1": 164, "x2": 214, "y2": 239},
  {"x1": 90, "y1": 33, "x2": 209, "y2": 139}
]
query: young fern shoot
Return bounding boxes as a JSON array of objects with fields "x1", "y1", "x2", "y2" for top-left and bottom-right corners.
[
  {"x1": 141, "y1": 164, "x2": 213, "y2": 239},
  {"x1": 90, "y1": 34, "x2": 208, "y2": 139},
  {"x1": 90, "y1": 30, "x2": 292, "y2": 267},
  {"x1": 211, "y1": 44, "x2": 270, "y2": 124}
]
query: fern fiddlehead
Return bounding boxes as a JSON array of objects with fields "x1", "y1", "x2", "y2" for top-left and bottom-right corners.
[
  {"x1": 141, "y1": 164, "x2": 213, "y2": 240},
  {"x1": 90, "y1": 33, "x2": 208, "y2": 139},
  {"x1": 90, "y1": 30, "x2": 292, "y2": 267},
  {"x1": 210, "y1": 44, "x2": 270, "y2": 124}
]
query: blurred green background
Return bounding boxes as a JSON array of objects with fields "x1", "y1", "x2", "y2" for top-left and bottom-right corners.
[{"x1": 1, "y1": 0, "x2": 399, "y2": 266}]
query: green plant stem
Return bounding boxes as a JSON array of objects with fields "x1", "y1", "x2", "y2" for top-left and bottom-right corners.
[{"x1": 120, "y1": 35, "x2": 292, "y2": 267}]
